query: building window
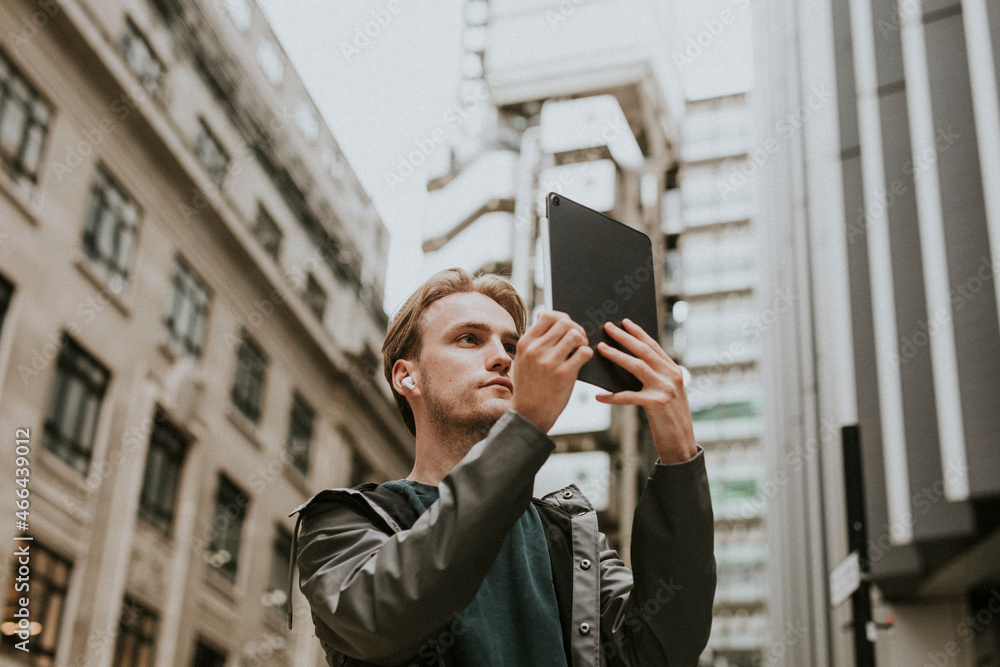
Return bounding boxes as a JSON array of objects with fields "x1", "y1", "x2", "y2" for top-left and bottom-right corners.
[
  {"x1": 0, "y1": 49, "x2": 52, "y2": 181},
  {"x1": 206, "y1": 475, "x2": 249, "y2": 583},
  {"x1": 194, "y1": 120, "x2": 228, "y2": 184},
  {"x1": 224, "y1": 0, "x2": 251, "y2": 31},
  {"x1": 303, "y1": 273, "x2": 327, "y2": 319},
  {"x1": 230, "y1": 332, "x2": 267, "y2": 423},
  {"x1": 191, "y1": 640, "x2": 226, "y2": 667},
  {"x1": 286, "y1": 392, "x2": 314, "y2": 475},
  {"x1": 120, "y1": 18, "x2": 164, "y2": 95},
  {"x1": 0, "y1": 274, "x2": 12, "y2": 339},
  {"x1": 0, "y1": 540, "x2": 73, "y2": 664},
  {"x1": 256, "y1": 38, "x2": 285, "y2": 85},
  {"x1": 43, "y1": 335, "x2": 111, "y2": 475},
  {"x1": 165, "y1": 258, "x2": 211, "y2": 357},
  {"x1": 82, "y1": 168, "x2": 141, "y2": 294},
  {"x1": 252, "y1": 205, "x2": 282, "y2": 258},
  {"x1": 264, "y1": 527, "x2": 292, "y2": 618},
  {"x1": 138, "y1": 413, "x2": 188, "y2": 536},
  {"x1": 112, "y1": 597, "x2": 158, "y2": 667}
]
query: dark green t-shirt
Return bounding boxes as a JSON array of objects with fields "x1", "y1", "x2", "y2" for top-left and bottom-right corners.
[{"x1": 381, "y1": 480, "x2": 568, "y2": 667}]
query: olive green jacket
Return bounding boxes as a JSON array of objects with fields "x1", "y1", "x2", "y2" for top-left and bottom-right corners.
[{"x1": 288, "y1": 410, "x2": 716, "y2": 666}]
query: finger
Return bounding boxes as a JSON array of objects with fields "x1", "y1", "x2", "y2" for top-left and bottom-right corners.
[
  {"x1": 521, "y1": 313, "x2": 570, "y2": 349},
  {"x1": 595, "y1": 390, "x2": 643, "y2": 404},
  {"x1": 621, "y1": 318, "x2": 674, "y2": 364},
  {"x1": 602, "y1": 323, "x2": 667, "y2": 372},
  {"x1": 551, "y1": 327, "x2": 591, "y2": 362},
  {"x1": 536, "y1": 316, "x2": 577, "y2": 349},
  {"x1": 566, "y1": 344, "x2": 594, "y2": 370},
  {"x1": 524, "y1": 310, "x2": 561, "y2": 340},
  {"x1": 596, "y1": 341, "x2": 655, "y2": 384}
]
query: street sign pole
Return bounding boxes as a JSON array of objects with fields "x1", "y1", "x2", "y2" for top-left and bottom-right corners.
[{"x1": 842, "y1": 424, "x2": 876, "y2": 667}]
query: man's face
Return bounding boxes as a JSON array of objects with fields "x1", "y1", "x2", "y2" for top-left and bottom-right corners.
[{"x1": 412, "y1": 291, "x2": 519, "y2": 435}]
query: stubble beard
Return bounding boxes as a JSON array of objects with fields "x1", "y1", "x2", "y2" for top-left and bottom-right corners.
[{"x1": 422, "y1": 374, "x2": 506, "y2": 449}]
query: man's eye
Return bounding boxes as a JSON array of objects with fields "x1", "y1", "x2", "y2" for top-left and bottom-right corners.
[
  {"x1": 458, "y1": 334, "x2": 476, "y2": 344},
  {"x1": 505, "y1": 344, "x2": 517, "y2": 355}
]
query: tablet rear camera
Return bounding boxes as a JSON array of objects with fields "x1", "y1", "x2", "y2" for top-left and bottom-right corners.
[{"x1": 552, "y1": 195, "x2": 560, "y2": 205}]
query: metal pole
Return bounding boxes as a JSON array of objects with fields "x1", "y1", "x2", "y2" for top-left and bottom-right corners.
[{"x1": 841, "y1": 424, "x2": 876, "y2": 667}]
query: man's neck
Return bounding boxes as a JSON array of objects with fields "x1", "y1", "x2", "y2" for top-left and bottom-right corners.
[{"x1": 405, "y1": 421, "x2": 493, "y2": 486}]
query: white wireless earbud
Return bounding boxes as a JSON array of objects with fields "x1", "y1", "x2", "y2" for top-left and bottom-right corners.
[{"x1": 402, "y1": 377, "x2": 416, "y2": 390}]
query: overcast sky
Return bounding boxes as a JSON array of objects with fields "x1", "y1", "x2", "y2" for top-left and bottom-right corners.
[{"x1": 256, "y1": 0, "x2": 753, "y2": 314}]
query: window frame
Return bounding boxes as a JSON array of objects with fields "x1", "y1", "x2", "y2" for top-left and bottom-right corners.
[
  {"x1": 190, "y1": 639, "x2": 227, "y2": 667},
  {"x1": 137, "y1": 412, "x2": 188, "y2": 536},
  {"x1": 112, "y1": 596, "x2": 159, "y2": 667},
  {"x1": 119, "y1": 17, "x2": 165, "y2": 96},
  {"x1": 285, "y1": 392, "x2": 314, "y2": 475},
  {"x1": 206, "y1": 474, "x2": 249, "y2": 583},
  {"x1": 230, "y1": 331, "x2": 267, "y2": 424},
  {"x1": 164, "y1": 256, "x2": 211, "y2": 358},
  {"x1": 0, "y1": 273, "x2": 12, "y2": 340},
  {"x1": 81, "y1": 166, "x2": 142, "y2": 293},
  {"x1": 193, "y1": 119, "x2": 229, "y2": 185},
  {"x1": 0, "y1": 540, "x2": 73, "y2": 663},
  {"x1": 303, "y1": 272, "x2": 327, "y2": 320},
  {"x1": 0, "y1": 48, "x2": 53, "y2": 181},
  {"x1": 265, "y1": 526, "x2": 293, "y2": 619},
  {"x1": 42, "y1": 334, "x2": 111, "y2": 475},
  {"x1": 252, "y1": 205, "x2": 282, "y2": 258}
]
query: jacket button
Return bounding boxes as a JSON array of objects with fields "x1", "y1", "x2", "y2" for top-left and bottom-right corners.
[
  {"x1": 580, "y1": 559, "x2": 591, "y2": 570},
  {"x1": 562, "y1": 490, "x2": 573, "y2": 499},
  {"x1": 579, "y1": 622, "x2": 591, "y2": 635}
]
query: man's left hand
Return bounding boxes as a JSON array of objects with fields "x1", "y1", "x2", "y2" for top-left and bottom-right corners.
[{"x1": 594, "y1": 319, "x2": 699, "y2": 464}]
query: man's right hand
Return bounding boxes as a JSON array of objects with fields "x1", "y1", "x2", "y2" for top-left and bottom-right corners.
[{"x1": 511, "y1": 311, "x2": 593, "y2": 433}]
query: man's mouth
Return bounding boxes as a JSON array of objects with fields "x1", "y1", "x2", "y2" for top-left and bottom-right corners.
[{"x1": 484, "y1": 378, "x2": 513, "y2": 392}]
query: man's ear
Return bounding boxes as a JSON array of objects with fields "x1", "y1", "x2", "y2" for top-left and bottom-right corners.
[{"x1": 392, "y1": 359, "x2": 419, "y2": 395}]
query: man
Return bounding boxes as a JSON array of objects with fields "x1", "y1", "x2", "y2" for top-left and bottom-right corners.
[{"x1": 288, "y1": 268, "x2": 715, "y2": 666}]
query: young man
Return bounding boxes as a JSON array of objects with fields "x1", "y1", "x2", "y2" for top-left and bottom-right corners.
[{"x1": 288, "y1": 268, "x2": 715, "y2": 667}]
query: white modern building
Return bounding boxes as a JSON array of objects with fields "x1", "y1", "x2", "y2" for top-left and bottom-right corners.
[
  {"x1": 677, "y1": 93, "x2": 770, "y2": 666},
  {"x1": 420, "y1": 0, "x2": 687, "y2": 564}
]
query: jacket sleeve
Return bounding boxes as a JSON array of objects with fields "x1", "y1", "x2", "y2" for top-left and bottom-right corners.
[
  {"x1": 295, "y1": 410, "x2": 555, "y2": 665},
  {"x1": 599, "y1": 448, "x2": 716, "y2": 667}
]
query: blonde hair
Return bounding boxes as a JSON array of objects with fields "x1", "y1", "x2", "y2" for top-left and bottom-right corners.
[{"x1": 382, "y1": 268, "x2": 527, "y2": 435}]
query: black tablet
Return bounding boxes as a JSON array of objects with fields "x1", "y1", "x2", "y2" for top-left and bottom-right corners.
[{"x1": 541, "y1": 192, "x2": 660, "y2": 393}]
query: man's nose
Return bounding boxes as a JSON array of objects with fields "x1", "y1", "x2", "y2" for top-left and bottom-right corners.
[{"x1": 485, "y1": 338, "x2": 511, "y2": 373}]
